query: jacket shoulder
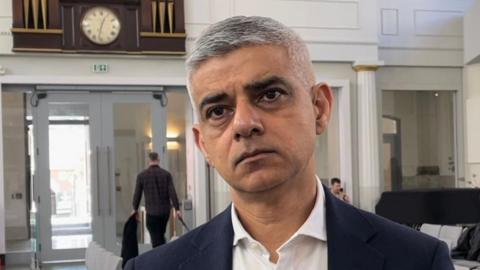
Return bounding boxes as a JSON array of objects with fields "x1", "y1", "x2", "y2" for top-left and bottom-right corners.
[
  {"x1": 360, "y1": 208, "x2": 440, "y2": 247},
  {"x1": 356, "y1": 207, "x2": 452, "y2": 269}
]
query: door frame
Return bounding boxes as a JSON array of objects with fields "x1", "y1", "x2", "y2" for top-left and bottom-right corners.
[
  {"x1": 33, "y1": 92, "x2": 102, "y2": 262},
  {"x1": 382, "y1": 115, "x2": 402, "y2": 191},
  {"x1": 100, "y1": 92, "x2": 167, "y2": 254},
  {"x1": 31, "y1": 89, "x2": 167, "y2": 262}
]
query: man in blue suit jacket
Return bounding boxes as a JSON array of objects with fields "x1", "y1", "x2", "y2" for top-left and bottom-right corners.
[{"x1": 126, "y1": 16, "x2": 453, "y2": 269}]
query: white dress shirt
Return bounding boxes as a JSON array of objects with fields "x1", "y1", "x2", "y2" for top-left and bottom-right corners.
[{"x1": 231, "y1": 177, "x2": 328, "y2": 270}]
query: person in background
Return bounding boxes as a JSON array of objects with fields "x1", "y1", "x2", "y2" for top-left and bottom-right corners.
[
  {"x1": 330, "y1": 177, "x2": 350, "y2": 203},
  {"x1": 131, "y1": 152, "x2": 181, "y2": 248}
]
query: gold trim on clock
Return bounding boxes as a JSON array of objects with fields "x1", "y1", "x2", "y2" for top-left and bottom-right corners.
[
  {"x1": 140, "y1": 32, "x2": 186, "y2": 38},
  {"x1": 13, "y1": 48, "x2": 64, "y2": 53},
  {"x1": 152, "y1": 1, "x2": 157, "y2": 33},
  {"x1": 168, "y1": 1, "x2": 174, "y2": 34},
  {"x1": 11, "y1": 28, "x2": 63, "y2": 34},
  {"x1": 41, "y1": 0, "x2": 47, "y2": 30},
  {"x1": 12, "y1": 48, "x2": 186, "y2": 55},
  {"x1": 141, "y1": 50, "x2": 185, "y2": 55},
  {"x1": 32, "y1": 0, "x2": 39, "y2": 29},
  {"x1": 159, "y1": 1, "x2": 166, "y2": 33},
  {"x1": 23, "y1": 0, "x2": 30, "y2": 28}
]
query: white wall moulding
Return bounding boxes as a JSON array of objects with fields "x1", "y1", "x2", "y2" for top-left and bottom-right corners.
[
  {"x1": 184, "y1": 0, "x2": 212, "y2": 25},
  {"x1": 182, "y1": 0, "x2": 379, "y2": 62},
  {"x1": 464, "y1": 0, "x2": 480, "y2": 64},
  {"x1": 377, "y1": 66, "x2": 462, "y2": 92},
  {"x1": 378, "y1": 0, "x2": 474, "y2": 67},
  {"x1": 308, "y1": 43, "x2": 378, "y2": 62},
  {"x1": 276, "y1": 0, "x2": 359, "y2": 2},
  {"x1": 0, "y1": 0, "x2": 12, "y2": 17},
  {"x1": 381, "y1": 8, "x2": 399, "y2": 36},
  {"x1": 234, "y1": 0, "x2": 360, "y2": 29},
  {"x1": 379, "y1": 47, "x2": 464, "y2": 67},
  {"x1": 0, "y1": 55, "x2": 188, "y2": 83},
  {"x1": 414, "y1": 10, "x2": 463, "y2": 37},
  {"x1": 0, "y1": 17, "x2": 13, "y2": 55},
  {"x1": 0, "y1": 83, "x2": 5, "y2": 254},
  {"x1": 464, "y1": 64, "x2": 480, "y2": 99},
  {"x1": 466, "y1": 98, "x2": 480, "y2": 163}
]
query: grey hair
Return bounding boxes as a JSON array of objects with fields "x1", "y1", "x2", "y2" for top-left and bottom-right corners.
[{"x1": 185, "y1": 16, "x2": 315, "y2": 105}]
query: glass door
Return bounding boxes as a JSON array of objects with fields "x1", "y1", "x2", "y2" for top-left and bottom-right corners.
[
  {"x1": 34, "y1": 91, "x2": 166, "y2": 261},
  {"x1": 34, "y1": 93, "x2": 102, "y2": 262},
  {"x1": 100, "y1": 93, "x2": 167, "y2": 255}
]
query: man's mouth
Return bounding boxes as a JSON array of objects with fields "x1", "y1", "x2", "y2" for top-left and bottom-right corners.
[{"x1": 234, "y1": 149, "x2": 276, "y2": 166}]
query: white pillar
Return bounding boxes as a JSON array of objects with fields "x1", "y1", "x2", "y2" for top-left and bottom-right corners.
[
  {"x1": 0, "y1": 79, "x2": 6, "y2": 256},
  {"x1": 353, "y1": 61, "x2": 383, "y2": 212}
]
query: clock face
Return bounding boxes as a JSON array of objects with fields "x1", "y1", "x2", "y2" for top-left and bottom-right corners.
[{"x1": 81, "y1": 7, "x2": 121, "y2": 45}]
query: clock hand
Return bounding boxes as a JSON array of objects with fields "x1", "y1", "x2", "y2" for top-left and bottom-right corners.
[{"x1": 98, "y1": 15, "x2": 108, "y2": 39}]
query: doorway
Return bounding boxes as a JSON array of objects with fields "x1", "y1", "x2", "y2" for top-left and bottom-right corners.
[
  {"x1": 382, "y1": 116, "x2": 402, "y2": 191},
  {"x1": 32, "y1": 91, "x2": 166, "y2": 262},
  {"x1": 381, "y1": 90, "x2": 457, "y2": 191}
]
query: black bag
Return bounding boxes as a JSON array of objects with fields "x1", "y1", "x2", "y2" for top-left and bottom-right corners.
[
  {"x1": 121, "y1": 214, "x2": 139, "y2": 268},
  {"x1": 471, "y1": 225, "x2": 480, "y2": 262},
  {"x1": 454, "y1": 225, "x2": 475, "y2": 258}
]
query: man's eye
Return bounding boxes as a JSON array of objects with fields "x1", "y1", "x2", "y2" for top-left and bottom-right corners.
[
  {"x1": 260, "y1": 89, "x2": 282, "y2": 102},
  {"x1": 206, "y1": 106, "x2": 227, "y2": 119}
]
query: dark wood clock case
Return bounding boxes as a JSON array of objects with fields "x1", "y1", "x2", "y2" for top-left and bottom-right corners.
[{"x1": 11, "y1": 0, "x2": 186, "y2": 55}]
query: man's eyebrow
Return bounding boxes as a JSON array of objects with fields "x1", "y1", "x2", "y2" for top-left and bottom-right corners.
[
  {"x1": 198, "y1": 92, "x2": 229, "y2": 112},
  {"x1": 244, "y1": 75, "x2": 292, "y2": 93}
]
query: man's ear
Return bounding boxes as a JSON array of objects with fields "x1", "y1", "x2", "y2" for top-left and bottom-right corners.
[
  {"x1": 312, "y1": 83, "x2": 334, "y2": 135},
  {"x1": 192, "y1": 124, "x2": 214, "y2": 167}
]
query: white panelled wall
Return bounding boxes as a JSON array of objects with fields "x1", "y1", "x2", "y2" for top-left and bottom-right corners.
[
  {"x1": 0, "y1": 0, "x2": 479, "y2": 257},
  {"x1": 464, "y1": 0, "x2": 480, "y2": 188},
  {"x1": 0, "y1": 83, "x2": 5, "y2": 255},
  {"x1": 379, "y1": 0, "x2": 474, "y2": 66},
  {"x1": 464, "y1": 0, "x2": 480, "y2": 64},
  {"x1": 0, "y1": 1, "x2": 12, "y2": 54}
]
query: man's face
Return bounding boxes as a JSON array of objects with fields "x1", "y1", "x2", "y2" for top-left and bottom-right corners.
[
  {"x1": 332, "y1": 182, "x2": 341, "y2": 194},
  {"x1": 191, "y1": 45, "x2": 332, "y2": 194}
]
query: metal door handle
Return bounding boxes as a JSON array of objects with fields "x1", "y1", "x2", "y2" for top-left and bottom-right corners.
[
  {"x1": 107, "y1": 146, "x2": 112, "y2": 216},
  {"x1": 96, "y1": 146, "x2": 101, "y2": 216}
]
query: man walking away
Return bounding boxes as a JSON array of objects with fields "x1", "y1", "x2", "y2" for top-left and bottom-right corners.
[{"x1": 132, "y1": 152, "x2": 181, "y2": 248}]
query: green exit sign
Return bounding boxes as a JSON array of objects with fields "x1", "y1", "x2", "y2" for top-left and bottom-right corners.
[{"x1": 92, "y1": 64, "x2": 109, "y2": 73}]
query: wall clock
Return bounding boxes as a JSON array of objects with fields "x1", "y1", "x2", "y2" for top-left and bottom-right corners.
[{"x1": 81, "y1": 6, "x2": 121, "y2": 45}]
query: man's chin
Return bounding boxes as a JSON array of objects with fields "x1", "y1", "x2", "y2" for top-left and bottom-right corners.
[{"x1": 230, "y1": 174, "x2": 288, "y2": 194}]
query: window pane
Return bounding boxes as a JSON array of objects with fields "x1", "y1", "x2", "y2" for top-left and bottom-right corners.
[{"x1": 48, "y1": 103, "x2": 92, "y2": 250}]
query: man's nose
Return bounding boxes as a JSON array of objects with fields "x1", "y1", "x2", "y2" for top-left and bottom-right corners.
[{"x1": 232, "y1": 100, "x2": 264, "y2": 141}]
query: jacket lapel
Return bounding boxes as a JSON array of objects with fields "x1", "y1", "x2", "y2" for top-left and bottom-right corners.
[
  {"x1": 324, "y1": 185, "x2": 385, "y2": 270},
  {"x1": 178, "y1": 206, "x2": 233, "y2": 270}
]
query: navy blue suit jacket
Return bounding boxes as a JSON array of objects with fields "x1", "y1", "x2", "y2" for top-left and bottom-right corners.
[{"x1": 125, "y1": 185, "x2": 454, "y2": 269}]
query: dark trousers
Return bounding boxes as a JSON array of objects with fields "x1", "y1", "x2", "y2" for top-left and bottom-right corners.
[{"x1": 146, "y1": 213, "x2": 170, "y2": 248}]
